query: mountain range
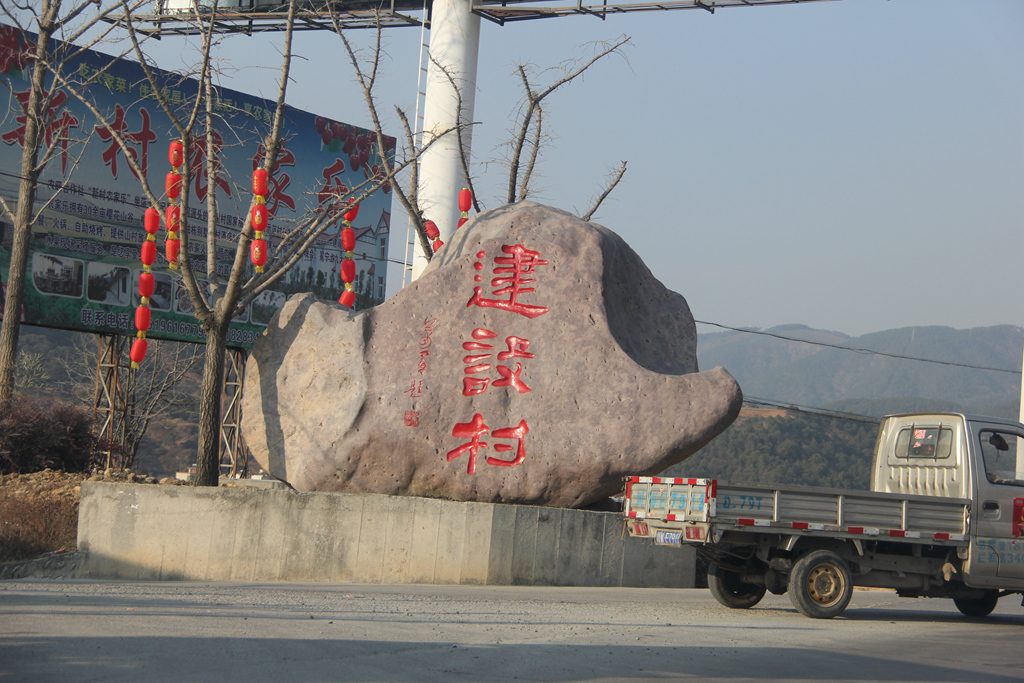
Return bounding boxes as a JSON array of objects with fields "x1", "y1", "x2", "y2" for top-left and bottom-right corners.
[{"x1": 697, "y1": 324, "x2": 1024, "y2": 419}]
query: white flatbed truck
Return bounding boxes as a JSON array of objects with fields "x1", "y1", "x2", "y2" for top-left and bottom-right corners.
[{"x1": 623, "y1": 413, "x2": 1024, "y2": 618}]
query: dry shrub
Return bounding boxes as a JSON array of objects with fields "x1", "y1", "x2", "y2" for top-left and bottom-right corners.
[
  {"x1": 0, "y1": 481, "x2": 79, "y2": 563},
  {"x1": 0, "y1": 396, "x2": 99, "y2": 474}
]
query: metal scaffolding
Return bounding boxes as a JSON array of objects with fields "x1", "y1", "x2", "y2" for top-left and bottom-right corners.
[
  {"x1": 219, "y1": 347, "x2": 250, "y2": 478},
  {"x1": 93, "y1": 334, "x2": 129, "y2": 470},
  {"x1": 91, "y1": 335, "x2": 252, "y2": 477}
]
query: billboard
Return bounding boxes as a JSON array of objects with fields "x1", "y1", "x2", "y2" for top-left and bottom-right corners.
[{"x1": 0, "y1": 23, "x2": 395, "y2": 348}]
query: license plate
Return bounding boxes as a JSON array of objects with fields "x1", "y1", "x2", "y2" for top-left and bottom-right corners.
[{"x1": 655, "y1": 530, "x2": 683, "y2": 546}]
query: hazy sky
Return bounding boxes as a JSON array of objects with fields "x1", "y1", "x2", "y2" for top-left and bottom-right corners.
[{"x1": 140, "y1": 0, "x2": 1024, "y2": 337}]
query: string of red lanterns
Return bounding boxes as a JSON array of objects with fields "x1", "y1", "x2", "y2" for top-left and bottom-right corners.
[
  {"x1": 164, "y1": 140, "x2": 182, "y2": 270},
  {"x1": 251, "y1": 169, "x2": 269, "y2": 273},
  {"x1": 338, "y1": 201, "x2": 360, "y2": 308},
  {"x1": 424, "y1": 219, "x2": 443, "y2": 253},
  {"x1": 457, "y1": 187, "x2": 471, "y2": 229},
  {"x1": 132, "y1": 140, "x2": 184, "y2": 369},
  {"x1": 423, "y1": 187, "x2": 472, "y2": 257}
]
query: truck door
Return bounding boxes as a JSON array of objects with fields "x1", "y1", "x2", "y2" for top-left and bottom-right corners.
[{"x1": 972, "y1": 424, "x2": 1024, "y2": 579}]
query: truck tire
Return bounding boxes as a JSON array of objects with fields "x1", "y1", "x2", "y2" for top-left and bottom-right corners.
[
  {"x1": 953, "y1": 592, "x2": 999, "y2": 618},
  {"x1": 788, "y1": 550, "x2": 853, "y2": 619},
  {"x1": 708, "y1": 563, "x2": 766, "y2": 609}
]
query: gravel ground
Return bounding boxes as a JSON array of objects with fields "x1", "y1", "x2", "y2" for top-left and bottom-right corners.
[{"x1": 2, "y1": 582, "x2": 1022, "y2": 682}]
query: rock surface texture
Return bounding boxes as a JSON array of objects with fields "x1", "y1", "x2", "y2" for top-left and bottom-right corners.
[{"x1": 242, "y1": 202, "x2": 742, "y2": 508}]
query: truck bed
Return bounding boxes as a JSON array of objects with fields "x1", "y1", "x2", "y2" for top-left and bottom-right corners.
[{"x1": 624, "y1": 477, "x2": 970, "y2": 547}]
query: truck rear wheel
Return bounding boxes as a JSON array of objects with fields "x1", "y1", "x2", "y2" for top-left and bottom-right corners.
[
  {"x1": 708, "y1": 564, "x2": 766, "y2": 609},
  {"x1": 788, "y1": 550, "x2": 853, "y2": 619},
  {"x1": 953, "y1": 592, "x2": 999, "y2": 617}
]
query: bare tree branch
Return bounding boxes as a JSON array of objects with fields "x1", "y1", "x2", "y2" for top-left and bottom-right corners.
[
  {"x1": 506, "y1": 35, "x2": 631, "y2": 204},
  {"x1": 582, "y1": 160, "x2": 627, "y2": 222}
]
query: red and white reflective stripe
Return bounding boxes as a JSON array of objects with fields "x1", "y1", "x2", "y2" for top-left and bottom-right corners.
[
  {"x1": 737, "y1": 518, "x2": 770, "y2": 527},
  {"x1": 665, "y1": 514, "x2": 677, "y2": 521},
  {"x1": 627, "y1": 511, "x2": 645, "y2": 519},
  {"x1": 630, "y1": 476, "x2": 712, "y2": 486},
  {"x1": 791, "y1": 522, "x2": 825, "y2": 531}
]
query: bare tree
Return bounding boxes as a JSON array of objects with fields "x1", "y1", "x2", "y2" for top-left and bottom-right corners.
[
  {"x1": 503, "y1": 36, "x2": 632, "y2": 206},
  {"x1": 0, "y1": 0, "x2": 147, "y2": 407},
  {"x1": 55, "y1": 2, "x2": 461, "y2": 485},
  {"x1": 58, "y1": 334, "x2": 201, "y2": 471}
]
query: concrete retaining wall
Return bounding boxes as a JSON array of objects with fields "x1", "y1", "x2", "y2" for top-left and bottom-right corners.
[{"x1": 77, "y1": 482, "x2": 694, "y2": 587}]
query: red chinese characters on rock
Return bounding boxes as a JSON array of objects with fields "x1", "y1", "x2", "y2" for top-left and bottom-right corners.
[
  {"x1": 461, "y1": 327, "x2": 534, "y2": 396},
  {"x1": 467, "y1": 245, "x2": 550, "y2": 319},
  {"x1": 446, "y1": 414, "x2": 530, "y2": 475}
]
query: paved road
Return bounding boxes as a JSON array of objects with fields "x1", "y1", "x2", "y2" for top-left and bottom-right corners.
[{"x1": 1, "y1": 581, "x2": 1021, "y2": 682}]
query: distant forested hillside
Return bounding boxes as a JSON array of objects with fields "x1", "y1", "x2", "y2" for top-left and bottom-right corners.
[
  {"x1": 661, "y1": 410, "x2": 878, "y2": 490},
  {"x1": 699, "y1": 324, "x2": 1022, "y2": 416}
]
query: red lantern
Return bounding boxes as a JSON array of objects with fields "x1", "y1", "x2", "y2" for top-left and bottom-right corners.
[
  {"x1": 135, "y1": 305, "x2": 151, "y2": 332},
  {"x1": 250, "y1": 239, "x2": 267, "y2": 267},
  {"x1": 138, "y1": 272, "x2": 155, "y2": 297},
  {"x1": 168, "y1": 140, "x2": 184, "y2": 167},
  {"x1": 424, "y1": 220, "x2": 439, "y2": 240},
  {"x1": 130, "y1": 338, "x2": 148, "y2": 364},
  {"x1": 343, "y1": 202, "x2": 360, "y2": 222},
  {"x1": 144, "y1": 208, "x2": 160, "y2": 234},
  {"x1": 166, "y1": 205, "x2": 180, "y2": 232},
  {"x1": 251, "y1": 204, "x2": 268, "y2": 230},
  {"x1": 141, "y1": 240, "x2": 156, "y2": 265},
  {"x1": 432, "y1": 239, "x2": 444, "y2": 252},
  {"x1": 457, "y1": 217, "x2": 468, "y2": 229},
  {"x1": 339, "y1": 289, "x2": 356, "y2": 308},
  {"x1": 459, "y1": 188, "x2": 472, "y2": 212},
  {"x1": 341, "y1": 228, "x2": 355, "y2": 252},
  {"x1": 253, "y1": 169, "x2": 269, "y2": 196},
  {"x1": 166, "y1": 239, "x2": 180, "y2": 263},
  {"x1": 166, "y1": 172, "x2": 182, "y2": 199},
  {"x1": 340, "y1": 259, "x2": 356, "y2": 283}
]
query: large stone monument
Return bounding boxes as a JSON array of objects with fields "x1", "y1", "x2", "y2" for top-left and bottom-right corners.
[{"x1": 241, "y1": 202, "x2": 741, "y2": 508}]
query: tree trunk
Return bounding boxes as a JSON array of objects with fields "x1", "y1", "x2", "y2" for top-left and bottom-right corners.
[
  {"x1": 0, "y1": 22, "x2": 53, "y2": 406},
  {"x1": 193, "y1": 323, "x2": 227, "y2": 486}
]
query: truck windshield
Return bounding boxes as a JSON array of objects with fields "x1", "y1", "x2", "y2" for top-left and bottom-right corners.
[{"x1": 978, "y1": 429, "x2": 1024, "y2": 487}]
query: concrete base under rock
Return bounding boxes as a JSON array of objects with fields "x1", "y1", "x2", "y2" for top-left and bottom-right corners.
[{"x1": 75, "y1": 482, "x2": 694, "y2": 587}]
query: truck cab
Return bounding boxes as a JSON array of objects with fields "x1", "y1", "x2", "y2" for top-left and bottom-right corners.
[{"x1": 872, "y1": 413, "x2": 1024, "y2": 585}]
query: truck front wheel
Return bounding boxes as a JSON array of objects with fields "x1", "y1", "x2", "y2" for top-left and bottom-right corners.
[
  {"x1": 708, "y1": 564, "x2": 766, "y2": 609},
  {"x1": 953, "y1": 592, "x2": 999, "y2": 617},
  {"x1": 788, "y1": 550, "x2": 853, "y2": 619}
]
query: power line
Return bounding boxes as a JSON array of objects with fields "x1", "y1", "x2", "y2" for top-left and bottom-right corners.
[
  {"x1": 741, "y1": 396, "x2": 881, "y2": 425},
  {"x1": 696, "y1": 320, "x2": 1022, "y2": 376}
]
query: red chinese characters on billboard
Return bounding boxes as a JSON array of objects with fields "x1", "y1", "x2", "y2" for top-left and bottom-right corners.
[
  {"x1": 443, "y1": 244, "x2": 550, "y2": 475},
  {"x1": 2, "y1": 89, "x2": 80, "y2": 174},
  {"x1": 93, "y1": 104, "x2": 156, "y2": 181},
  {"x1": 189, "y1": 130, "x2": 232, "y2": 200}
]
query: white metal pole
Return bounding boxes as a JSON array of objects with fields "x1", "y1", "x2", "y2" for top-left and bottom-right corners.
[{"x1": 413, "y1": 0, "x2": 480, "y2": 280}]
